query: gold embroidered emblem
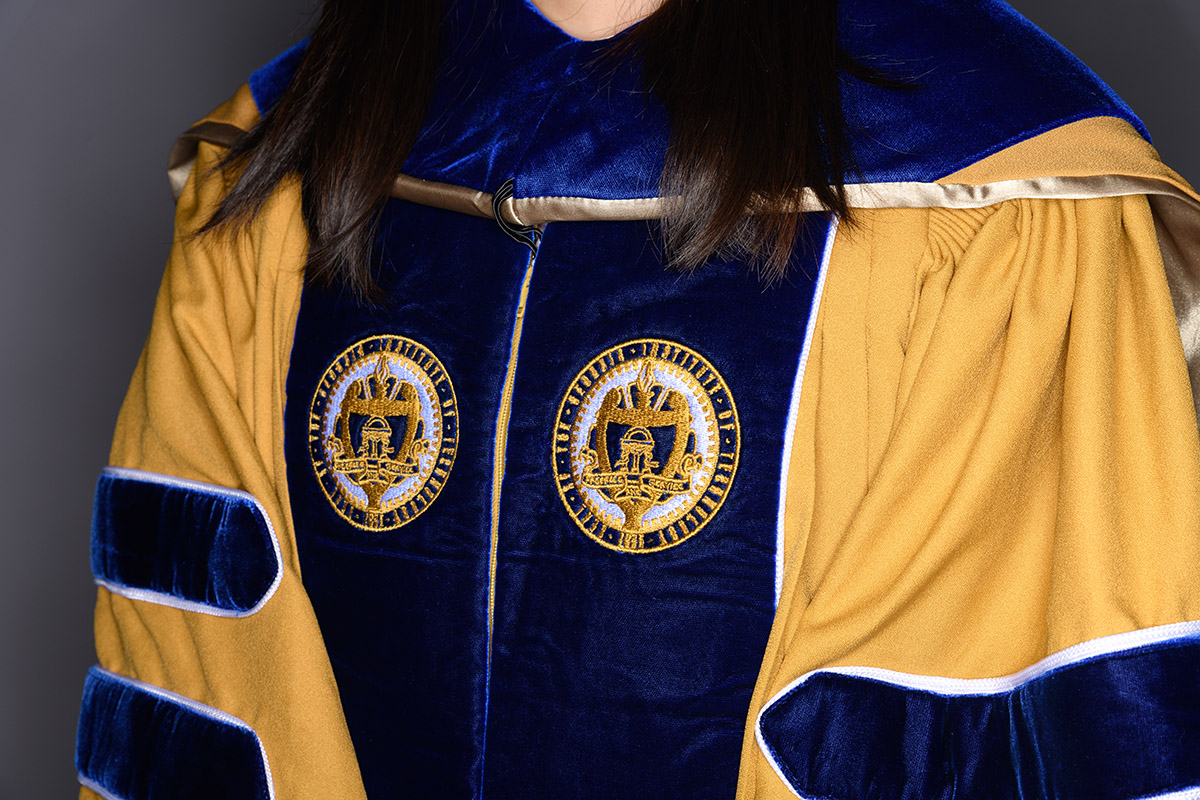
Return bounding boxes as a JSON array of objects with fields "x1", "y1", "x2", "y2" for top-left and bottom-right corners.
[
  {"x1": 553, "y1": 339, "x2": 739, "y2": 553},
  {"x1": 309, "y1": 335, "x2": 457, "y2": 531}
]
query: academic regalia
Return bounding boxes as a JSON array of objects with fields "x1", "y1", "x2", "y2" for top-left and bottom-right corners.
[{"x1": 76, "y1": 1, "x2": 1200, "y2": 798}]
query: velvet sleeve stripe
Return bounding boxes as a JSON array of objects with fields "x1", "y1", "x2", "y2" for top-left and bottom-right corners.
[
  {"x1": 756, "y1": 621, "x2": 1200, "y2": 800},
  {"x1": 76, "y1": 667, "x2": 274, "y2": 800},
  {"x1": 90, "y1": 467, "x2": 283, "y2": 617}
]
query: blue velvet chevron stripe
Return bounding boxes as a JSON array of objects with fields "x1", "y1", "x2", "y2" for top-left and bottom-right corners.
[
  {"x1": 76, "y1": 667, "x2": 273, "y2": 800},
  {"x1": 757, "y1": 623, "x2": 1200, "y2": 800},
  {"x1": 90, "y1": 468, "x2": 282, "y2": 616},
  {"x1": 247, "y1": 0, "x2": 1145, "y2": 202}
]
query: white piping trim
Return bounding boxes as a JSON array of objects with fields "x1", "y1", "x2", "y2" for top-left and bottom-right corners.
[
  {"x1": 78, "y1": 775, "x2": 122, "y2": 800},
  {"x1": 774, "y1": 217, "x2": 839, "y2": 608},
  {"x1": 1137, "y1": 789, "x2": 1200, "y2": 800},
  {"x1": 755, "y1": 619, "x2": 1200, "y2": 799},
  {"x1": 94, "y1": 467, "x2": 284, "y2": 618},
  {"x1": 78, "y1": 666, "x2": 276, "y2": 800}
]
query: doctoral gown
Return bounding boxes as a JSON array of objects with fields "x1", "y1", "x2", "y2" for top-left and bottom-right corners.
[{"x1": 77, "y1": 1, "x2": 1200, "y2": 798}]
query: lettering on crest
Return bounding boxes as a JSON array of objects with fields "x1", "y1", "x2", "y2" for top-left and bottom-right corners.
[
  {"x1": 552, "y1": 338, "x2": 740, "y2": 554},
  {"x1": 308, "y1": 334, "x2": 458, "y2": 532}
]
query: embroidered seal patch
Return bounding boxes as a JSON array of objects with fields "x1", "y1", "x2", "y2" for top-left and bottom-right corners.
[
  {"x1": 309, "y1": 335, "x2": 457, "y2": 531},
  {"x1": 554, "y1": 339, "x2": 739, "y2": 553}
]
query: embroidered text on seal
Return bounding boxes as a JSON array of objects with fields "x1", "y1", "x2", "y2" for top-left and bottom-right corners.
[
  {"x1": 554, "y1": 339, "x2": 739, "y2": 553},
  {"x1": 309, "y1": 335, "x2": 457, "y2": 531}
]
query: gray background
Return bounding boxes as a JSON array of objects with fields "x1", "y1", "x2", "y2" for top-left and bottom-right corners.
[{"x1": 0, "y1": 1, "x2": 1195, "y2": 797}]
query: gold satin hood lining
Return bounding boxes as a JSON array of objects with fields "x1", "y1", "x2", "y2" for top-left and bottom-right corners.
[
  {"x1": 384, "y1": 174, "x2": 1200, "y2": 225},
  {"x1": 167, "y1": 121, "x2": 244, "y2": 199},
  {"x1": 165, "y1": 120, "x2": 1200, "y2": 223},
  {"x1": 166, "y1": 122, "x2": 1200, "y2": 414},
  {"x1": 1150, "y1": 193, "x2": 1200, "y2": 422},
  {"x1": 394, "y1": 174, "x2": 1200, "y2": 429}
]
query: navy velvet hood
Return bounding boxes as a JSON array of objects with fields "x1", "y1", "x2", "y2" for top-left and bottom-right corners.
[{"x1": 250, "y1": 0, "x2": 1144, "y2": 203}]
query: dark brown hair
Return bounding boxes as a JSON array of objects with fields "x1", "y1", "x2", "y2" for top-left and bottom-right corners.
[{"x1": 206, "y1": 0, "x2": 858, "y2": 296}]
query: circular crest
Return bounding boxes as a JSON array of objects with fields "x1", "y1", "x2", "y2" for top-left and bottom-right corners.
[
  {"x1": 309, "y1": 335, "x2": 457, "y2": 531},
  {"x1": 553, "y1": 339, "x2": 739, "y2": 553}
]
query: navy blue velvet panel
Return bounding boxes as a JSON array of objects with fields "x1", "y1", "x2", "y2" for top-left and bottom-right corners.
[
  {"x1": 76, "y1": 667, "x2": 270, "y2": 800},
  {"x1": 404, "y1": 0, "x2": 669, "y2": 201},
  {"x1": 838, "y1": 0, "x2": 1146, "y2": 183},
  {"x1": 247, "y1": 38, "x2": 307, "y2": 115},
  {"x1": 90, "y1": 470, "x2": 279, "y2": 615},
  {"x1": 760, "y1": 635, "x2": 1200, "y2": 800},
  {"x1": 284, "y1": 200, "x2": 532, "y2": 799},
  {"x1": 402, "y1": 0, "x2": 586, "y2": 195},
  {"x1": 243, "y1": 0, "x2": 1143, "y2": 206},
  {"x1": 479, "y1": 217, "x2": 829, "y2": 799}
]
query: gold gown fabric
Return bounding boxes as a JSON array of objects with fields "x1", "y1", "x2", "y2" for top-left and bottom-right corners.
[{"x1": 83, "y1": 83, "x2": 1200, "y2": 799}]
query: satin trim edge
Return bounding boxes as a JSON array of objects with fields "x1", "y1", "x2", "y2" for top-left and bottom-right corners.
[
  {"x1": 500, "y1": 175, "x2": 1200, "y2": 223},
  {"x1": 167, "y1": 120, "x2": 245, "y2": 199},
  {"x1": 166, "y1": 124, "x2": 1199, "y2": 217},
  {"x1": 442, "y1": 175, "x2": 1200, "y2": 223}
]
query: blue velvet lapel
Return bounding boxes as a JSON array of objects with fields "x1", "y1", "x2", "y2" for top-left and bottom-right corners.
[
  {"x1": 284, "y1": 197, "x2": 829, "y2": 797},
  {"x1": 837, "y1": 0, "x2": 1147, "y2": 182},
  {"x1": 249, "y1": 0, "x2": 1146, "y2": 201},
  {"x1": 480, "y1": 215, "x2": 830, "y2": 798},
  {"x1": 247, "y1": 38, "x2": 305, "y2": 118},
  {"x1": 265, "y1": 2, "x2": 1154, "y2": 798},
  {"x1": 284, "y1": 203, "x2": 532, "y2": 799}
]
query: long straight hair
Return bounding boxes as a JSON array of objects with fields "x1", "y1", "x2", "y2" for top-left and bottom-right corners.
[{"x1": 206, "y1": 0, "x2": 857, "y2": 297}]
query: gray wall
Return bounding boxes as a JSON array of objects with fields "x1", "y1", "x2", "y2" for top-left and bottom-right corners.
[
  {"x1": 1012, "y1": 0, "x2": 1200, "y2": 185},
  {"x1": 0, "y1": 2, "x2": 313, "y2": 797},
  {"x1": 0, "y1": 1, "x2": 1195, "y2": 797}
]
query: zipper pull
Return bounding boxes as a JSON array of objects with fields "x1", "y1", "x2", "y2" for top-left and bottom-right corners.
[{"x1": 492, "y1": 178, "x2": 542, "y2": 253}]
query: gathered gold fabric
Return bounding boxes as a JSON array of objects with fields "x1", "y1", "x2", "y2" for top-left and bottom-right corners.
[
  {"x1": 737, "y1": 195, "x2": 1200, "y2": 798},
  {"x1": 85, "y1": 81, "x2": 1200, "y2": 799},
  {"x1": 86, "y1": 126, "x2": 369, "y2": 800}
]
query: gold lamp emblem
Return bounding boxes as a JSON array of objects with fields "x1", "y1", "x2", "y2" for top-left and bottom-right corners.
[
  {"x1": 326, "y1": 356, "x2": 431, "y2": 511},
  {"x1": 579, "y1": 362, "x2": 704, "y2": 531},
  {"x1": 309, "y1": 335, "x2": 457, "y2": 531},
  {"x1": 555, "y1": 339, "x2": 739, "y2": 553}
]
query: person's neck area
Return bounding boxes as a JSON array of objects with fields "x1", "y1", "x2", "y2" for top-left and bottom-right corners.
[{"x1": 529, "y1": 0, "x2": 665, "y2": 41}]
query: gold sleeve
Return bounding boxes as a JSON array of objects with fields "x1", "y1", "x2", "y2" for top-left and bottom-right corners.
[
  {"x1": 739, "y1": 195, "x2": 1200, "y2": 798},
  {"x1": 84, "y1": 120, "x2": 368, "y2": 799}
]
